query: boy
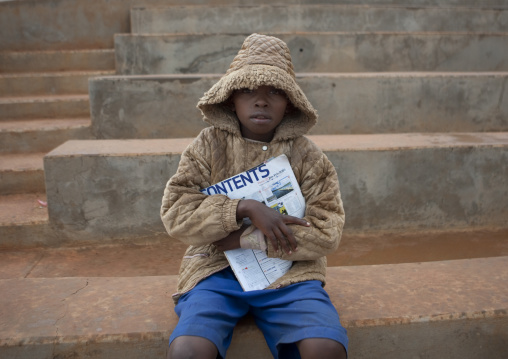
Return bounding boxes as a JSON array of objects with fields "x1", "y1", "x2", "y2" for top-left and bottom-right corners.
[{"x1": 161, "y1": 33, "x2": 348, "y2": 359}]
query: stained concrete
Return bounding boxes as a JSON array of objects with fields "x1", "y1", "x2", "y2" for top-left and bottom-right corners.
[
  {"x1": 0, "y1": 153, "x2": 45, "y2": 194},
  {"x1": 2, "y1": 0, "x2": 508, "y2": 50},
  {"x1": 89, "y1": 73, "x2": 508, "y2": 139},
  {"x1": 0, "y1": 94, "x2": 90, "y2": 120},
  {"x1": 114, "y1": 33, "x2": 508, "y2": 74},
  {"x1": 131, "y1": 5, "x2": 508, "y2": 34},
  {"x1": 42, "y1": 133, "x2": 508, "y2": 242},
  {"x1": 1, "y1": 228, "x2": 508, "y2": 277},
  {"x1": 1, "y1": 257, "x2": 506, "y2": 358},
  {"x1": 0, "y1": 49, "x2": 115, "y2": 73}
]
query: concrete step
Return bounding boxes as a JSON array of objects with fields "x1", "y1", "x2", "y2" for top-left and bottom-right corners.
[
  {"x1": 0, "y1": 49, "x2": 115, "y2": 74},
  {"x1": 2, "y1": 0, "x2": 507, "y2": 51},
  {"x1": 0, "y1": 118, "x2": 92, "y2": 154},
  {"x1": 0, "y1": 71, "x2": 115, "y2": 97},
  {"x1": 0, "y1": 257, "x2": 506, "y2": 358},
  {"x1": 1, "y1": 224, "x2": 508, "y2": 271},
  {"x1": 114, "y1": 32, "x2": 508, "y2": 75},
  {"x1": 42, "y1": 133, "x2": 508, "y2": 243},
  {"x1": 131, "y1": 4, "x2": 508, "y2": 34},
  {"x1": 0, "y1": 153, "x2": 45, "y2": 195},
  {"x1": 0, "y1": 95, "x2": 90, "y2": 120},
  {"x1": 89, "y1": 73, "x2": 508, "y2": 139},
  {"x1": 0, "y1": 192, "x2": 51, "y2": 249}
]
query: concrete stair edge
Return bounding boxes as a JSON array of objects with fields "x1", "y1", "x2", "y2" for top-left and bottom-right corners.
[
  {"x1": 113, "y1": 32, "x2": 508, "y2": 75},
  {"x1": 0, "y1": 70, "x2": 115, "y2": 97},
  {"x1": 0, "y1": 257, "x2": 506, "y2": 358},
  {"x1": 130, "y1": 4, "x2": 508, "y2": 34},
  {"x1": 88, "y1": 73, "x2": 508, "y2": 138},
  {"x1": 41, "y1": 134, "x2": 508, "y2": 242}
]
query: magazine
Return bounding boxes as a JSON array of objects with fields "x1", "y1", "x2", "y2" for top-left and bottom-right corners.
[{"x1": 201, "y1": 154, "x2": 306, "y2": 291}]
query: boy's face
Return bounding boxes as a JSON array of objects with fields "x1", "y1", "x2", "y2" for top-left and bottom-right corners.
[{"x1": 231, "y1": 85, "x2": 288, "y2": 142}]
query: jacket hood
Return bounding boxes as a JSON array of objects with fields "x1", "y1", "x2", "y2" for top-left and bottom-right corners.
[{"x1": 197, "y1": 34, "x2": 318, "y2": 141}]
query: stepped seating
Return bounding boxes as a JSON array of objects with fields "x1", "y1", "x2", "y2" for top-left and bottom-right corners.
[
  {"x1": 130, "y1": 4, "x2": 508, "y2": 34},
  {"x1": 115, "y1": 32, "x2": 508, "y2": 74},
  {"x1": 1, "y1": 257, "x2": 507, "y2": 358},
  {"x1": 41, "y1": 133, "x2": 508, "y2": 242},
  {"x1": 0, "y1": 2, "x2": 117, "y2": 237},
  {"x1": 90, "y1": 72, "x2": 508, "y2": 139},
  {"x1": 1, "y1": 0, "x2": 507, "y2": 358}
]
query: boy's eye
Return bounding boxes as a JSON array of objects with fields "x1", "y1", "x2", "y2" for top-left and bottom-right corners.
[
  {"x1": 238, "y1": 88, "x2": 253, "y2": 94},
  {"x1": 270, "y1": 89, "x2": 285, "y2": 96}
]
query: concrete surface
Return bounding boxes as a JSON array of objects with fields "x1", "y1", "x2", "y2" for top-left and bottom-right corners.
[
  {"x1": 1, "y1": 226, "x2": 508, "y2": 273},
  {"x1": 0, "y1": 71, "x2": 114, "y2": 96},
  {"x1": 43, "y1": 133, "x2": 508, "y2": 242},
  {"x1": 0, "y1": 256, "x2": 506, "y2": 358},
  {"x1": 0, "y1": 153, "x2": 45, "y2": 194},
  {"x1": 0, "y1": 49, "x2": 115, "y2": 73},
  {"x1": 89, "y1": 73, "x2": 508, "y2": 139},
  {"x1": 0, "y1": 94, "x2": 90, "y2": 120},
  {"x1": 114, "y1": 33, "x2": 508, "y2": 75},
  {"x1": 131, "y1": 5, "x2": 508, "y2": 34},
  {"x1": 2, "y1": 0, "x2": 508, "y2": 50},
  {"x1": 0, "y1": 118, "x2": 92, "y2": 154}
]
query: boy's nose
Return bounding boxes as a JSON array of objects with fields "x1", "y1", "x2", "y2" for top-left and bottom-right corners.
[{"x1": 254, "y1": 95, "x2": 268, "y2": 107}]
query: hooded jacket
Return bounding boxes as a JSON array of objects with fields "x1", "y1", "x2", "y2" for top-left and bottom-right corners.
[{"x1": 161, "y1": 34, "x2": 345, "y2": 304}]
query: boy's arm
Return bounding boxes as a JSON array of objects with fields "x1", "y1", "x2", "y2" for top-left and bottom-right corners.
[
  {"x1": 266, "y1": 144, "x2": 345, "y2": 261},
  {"x1": 160, "y1": 135, "x2": 243, "y2": 246}
]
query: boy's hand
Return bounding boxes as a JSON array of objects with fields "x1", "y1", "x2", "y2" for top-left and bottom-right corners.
[
  {"x1": 236, "y1": 199, "x2": 310, "y2": 254},
  {"x1": 213, "y1": 226, "x2": 247, "y2": 251}
]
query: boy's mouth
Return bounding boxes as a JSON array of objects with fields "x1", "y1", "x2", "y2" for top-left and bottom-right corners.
[{"x1": 250, "y1": 113, "x2": 271, "y2": 121}]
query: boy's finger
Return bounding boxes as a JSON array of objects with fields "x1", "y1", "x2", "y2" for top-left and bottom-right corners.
[
  {"x1": 281, "y1": 226, "x2": 298, "y2": 252},
  {"x1": 273, "y1": 227, "x2": 291, "y2": 254},
  {"x1": 266, "y1": 232, "x2": 279, "y2": 252},
  {"x1": 283, "y1": 215, "x2": 310, "y2": 227}
]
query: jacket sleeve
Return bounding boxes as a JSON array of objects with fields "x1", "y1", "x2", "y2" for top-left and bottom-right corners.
[
  {"x1": 266, "y1": 139, "x2": 345, "y2": 261},
  {"x1": 160, "y1": 132, "x2": 242, "y2": 246}
]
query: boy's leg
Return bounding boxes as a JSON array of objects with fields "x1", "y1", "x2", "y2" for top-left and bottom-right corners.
[
  {"x1": 169, "y1": 268, "x2": 249, "y2": 359},
  {"x1": 167, "y1": 336, "x2": 218, "y2": 359},
  {"x1": 248, "y1": 280, "x2": 348, "y2": 359},
  {"x1": 296, "y1": 338, "x2": 347, "y2": 359}
]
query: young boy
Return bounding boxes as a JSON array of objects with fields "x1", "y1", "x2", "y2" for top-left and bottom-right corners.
[{"x1": 161, "y1": 33, "x2": 348, "y2": 359}]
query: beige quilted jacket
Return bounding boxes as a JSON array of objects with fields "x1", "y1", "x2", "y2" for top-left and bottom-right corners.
[{"x1": 160, "y1": 34, "x2": 345, "y2": 304}]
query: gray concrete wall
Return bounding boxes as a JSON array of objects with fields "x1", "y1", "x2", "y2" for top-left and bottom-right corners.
[
  {"x1": 44, "y1": 133, "x2": 508, "y2": 242},
  {"x1": 89, "y1": 73, "x2": 508, "y2": 139},
  {"x1": 2, "y1": 0, "x2": 507, "y2": 50},
  {"x1": 114, "y1": 33, "x2": 508, "y2": 75},
  {"x1": 131, "y1": 5, "x2": 508, "y2": 34}
]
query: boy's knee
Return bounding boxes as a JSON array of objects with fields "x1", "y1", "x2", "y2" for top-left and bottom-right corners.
[
  {"x1": 168, "y1": 336, "x2": 218, "y2": 359},
  {"x1": 297, "y1": 338, "x2": 347, "y2": 359}
]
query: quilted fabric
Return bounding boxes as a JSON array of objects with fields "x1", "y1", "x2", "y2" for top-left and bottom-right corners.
[
  {"x1": 161, "y1": 34, "x2": 345, "y2": 304},
  {"x1": 198, "y1": 33, "x2": 317, "y2": 141}
]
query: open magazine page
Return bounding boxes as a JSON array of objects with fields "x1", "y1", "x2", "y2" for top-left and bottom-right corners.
[{"x1": 200, "y1": 154, "x2": 306, "y2": 291}]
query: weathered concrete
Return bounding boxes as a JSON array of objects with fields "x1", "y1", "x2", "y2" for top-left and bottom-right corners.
[
  {"x1": 0, "y1": 71, "x2": 114, "y2": 97},
  {"x1": 2, "y1": 0, "x2": 507, "y2": 50},
  {"x1": 0, "y1": 95, "x2": 90, "y2": 120},
  {"x1": 43, "y1": 133, "x2": 508, "y2": 242},
  {"x1": 89, "y1": 73, "x2": 508, "y2": 139},
  {"x1": 0, "y1": 153, "x2": 45, "y2": 194},
  {"x1": 1, "y1": 257, "x2": 507, "y2": 358},
  {"x1": 2, "y1": 226, "x2": 508, "y2": 273},
  {"x1": 0, "y1": 118, "x2": 92, "y2": 154},
  {"x1": 0, "y1": 49, "x2": 115, "y2": 73},
  {"x1": 114, "y1": 33, "x2": 508, "y2": 74},
  {"x1": 131, "y1": 5, "x2": 508, "y2": 34}
]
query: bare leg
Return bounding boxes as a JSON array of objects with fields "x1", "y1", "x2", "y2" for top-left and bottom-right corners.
[
  {"x1": 167, "y1": 335, "x2": 218, "y2": 359},
  {"x1": 297, "y1": 338, "x2": 347, "y2": 359}
]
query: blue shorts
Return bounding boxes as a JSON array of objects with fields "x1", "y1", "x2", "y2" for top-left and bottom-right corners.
[{"x1": 170, "y1": 267, "x2": 348, "y2": 359}]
